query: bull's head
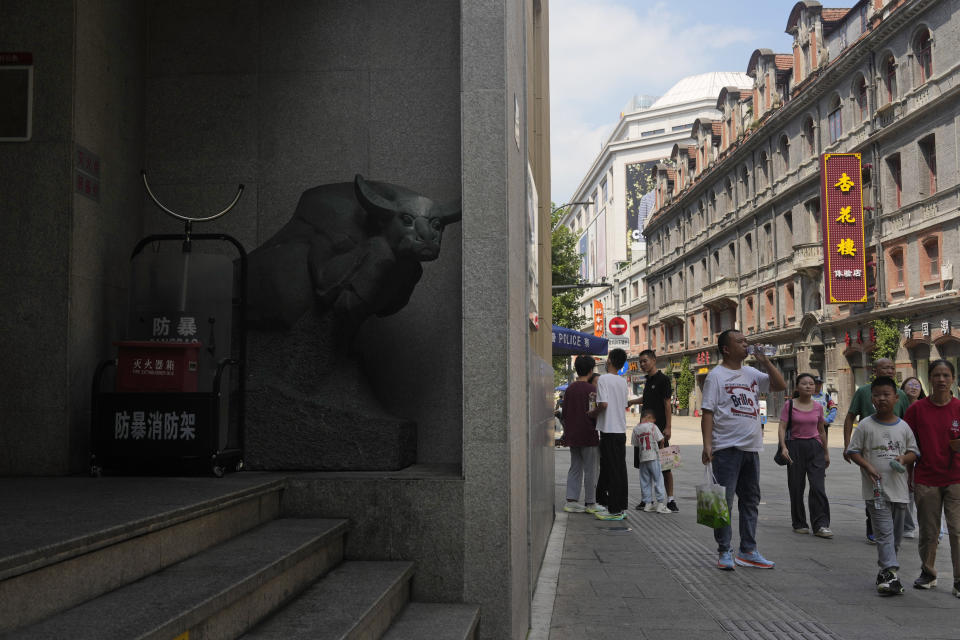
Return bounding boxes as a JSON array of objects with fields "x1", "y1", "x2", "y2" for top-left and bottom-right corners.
[{"x1": 354, "y1": 174, "x2": 461, "y2": 261}]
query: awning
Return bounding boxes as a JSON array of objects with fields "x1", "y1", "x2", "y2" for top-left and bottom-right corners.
[{"x1": 551, "y1": 325, "x2": 608, "y2": 356}]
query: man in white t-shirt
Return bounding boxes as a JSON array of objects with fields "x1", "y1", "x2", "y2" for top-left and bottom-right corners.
[
  {"x1": 701, "y1": 330, "x2": 786, "y2": 571},
  {"x1": 591, "y1": 348, "x2": 630, "y2": 520}
]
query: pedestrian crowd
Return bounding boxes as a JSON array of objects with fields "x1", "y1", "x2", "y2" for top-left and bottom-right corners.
[{"x1": 558, "y1": 330, "x2": 960, "y2": 599}]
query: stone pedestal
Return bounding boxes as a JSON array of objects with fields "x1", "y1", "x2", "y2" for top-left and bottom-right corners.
[{"x1": 244, "y1": 309, "x2": 416, "y2": 471}]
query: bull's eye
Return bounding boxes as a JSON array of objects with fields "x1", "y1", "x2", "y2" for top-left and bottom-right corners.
[{"x1": 400, "y1": 214, "x2": 414, "y2": 226}]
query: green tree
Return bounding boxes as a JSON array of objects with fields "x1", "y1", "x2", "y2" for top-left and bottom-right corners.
[
  {"x1": 551, "y1": 205, "x2": 586, "y2": 331},
  {"x1": 551, "y1": 204, "x2": 587, "y2": 385},
  {"x1": 871, "y1": 317, "x2": 902, "y2": 361},
  {"x1": 676, "y1": 356, "x2": 695, "y2": 410}
]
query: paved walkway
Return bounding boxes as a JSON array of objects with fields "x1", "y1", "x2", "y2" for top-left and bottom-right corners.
[{"x1": 540, "y1": 416, "x2": 959, "y2": 640}]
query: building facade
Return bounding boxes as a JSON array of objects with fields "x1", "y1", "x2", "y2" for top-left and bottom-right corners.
[{"x1": 643, "y1": 0, "x2": 960, "y2": 417}]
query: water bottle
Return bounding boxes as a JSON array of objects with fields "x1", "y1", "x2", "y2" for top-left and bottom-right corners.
[
  {"x1": 747, "y1": 344, "x2": 777, "y2": 357},
  {"x1": 873, "y1": 478, "x2": 886, "y2": 510}
]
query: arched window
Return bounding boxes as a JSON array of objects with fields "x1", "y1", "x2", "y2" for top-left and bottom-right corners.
[
  {"x1": 802, "y1": 117, "x2": 815, "y2": 157},
  {"x1": 883, "y1": 54, "x2": 897, "y2": 103},
  {"x1": 888, "y1": 247, "x2": 905, "y2": 289},
  {"x1": 827, "y1": 95, "x2": 842, "y2": 144},
  {"x1": 778, "y1": 135, "x2": 790, "y2": 174},
  {"x1": 725, "y1": 178, "x2": 734, "y2": 212},
  {"x1": 854, "y1": 75, "x2": 868, "y2": 121},
  {"x1": 739, "y1": 165, "x2": 750, "y2": 201},
  {"x1": 914, "y1": 28, "x2": 933, "y2": 85},
  {"x1": 922, "y1": 237, "x2": 940, "y2": 280},
  {"x1": 758, "y1": 150, "x2": 769, "y2": 188}
]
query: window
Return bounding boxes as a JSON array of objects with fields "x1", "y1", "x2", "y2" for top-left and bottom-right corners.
[
  {"x1": 726, "y1": 178, "x2": 734, "y2": 212},
  {"x1": 888, "y1": 248, "x2": 905, "y2": 288},
  {"x1": 739, "y1": 165, "x2": 750, "y2": 201},
  {"x1": 827, "y1": 95, "x2": 842, "y2": 144},
  {"x1": 886, "y1": 153, "x2": 902, "y2": 208},
  {"x1": 672, "y1": 123, "x2": 693, "y2": 131},
  {"x1": 763, "y1": 223, "x2": 772, "y2": 263},
  {"x1": 923, "y1": 238, "x2": 940, "y2": 280},
  {"x1": 855, "y1": 75, "x2": 868, "y2": 121},
  {"x1": 728, "y1": 243, "x2": 736, "y2": 273},
  {"x1": 785, "y1": 283, "x2": 795, "y2": 320},
  {"x1": 765, "y1": 290, "x2": 775, "y2": 325},
  {"x1": 620, "y1": 287, "x2": 627, "y2": 305},
  {"x1": 778, "y1": 135, "x2": 790, "y2": 174},
  {"x1": 633, "y1": 325, "x2": 640, "y2": 345},
  {"x1": 745, "y1": 233, "x2": 753, "y2": 253},
  {"x1": 689, "y1": 265, "x2": 695, "y2": 291},
  {"x1": 803, "y1": 117, "x2": 815, "y2": 156},
  {"x1": 914, "y1": 28, "x2": 933, "y2": 85},
  {"x1": 883, "y1": 54, "x2": 897, "y2": 103},
  {"x1": 758, "y1": 150, "x2": 769, "y2": 188},
  {"x1": 632, "y1": 281, "x2": 639, "y2": 299},
  {"x1": 600, "y1": 179, "x2": 608, "y2": 204},
  {"x1": 641, "y1": 128, "x2": 665, "y2": 138},
  {"x1": 745, "y1": 296, "x2": 754, "y2": 327},
  {"x1": 805, "y1": 198, "x2": 821, "y2": 242},
  {"x1": 919, "y1": 135, "x2": 937, "y2": 197}
]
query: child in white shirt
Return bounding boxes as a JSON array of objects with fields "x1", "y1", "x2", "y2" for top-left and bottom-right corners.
[{"x1": 632, "y1": 408, "x2": 669, "y2": 513}]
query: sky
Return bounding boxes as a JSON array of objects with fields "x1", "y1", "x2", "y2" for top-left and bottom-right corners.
[{"x1": 549, "y1": 0, "x2": 800, "y2": 204}]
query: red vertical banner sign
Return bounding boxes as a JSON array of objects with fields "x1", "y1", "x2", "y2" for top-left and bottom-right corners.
[
  {"x1": 593, "y1": 300, "x2": 605, "y2": 337},
  {"x1": 820, "y1": 153, "x2": 867, "y2": 303}
]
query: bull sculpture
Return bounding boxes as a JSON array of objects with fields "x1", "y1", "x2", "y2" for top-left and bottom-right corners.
[
  {"x1": 247, "y1": 174, "x2": 461, "y2": 334},
  {"x1": 244, "y1": 175, "x2": 460, "y2": 470}
]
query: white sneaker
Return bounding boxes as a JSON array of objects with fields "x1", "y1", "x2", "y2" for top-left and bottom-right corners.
[
  {"x1": 904, "y1": 529, "x2": 917, "y2": 539},
  {"x1": 643, "y1": 502, "x2": 656, "y2": 512},
  {"x1": 656, "y1": 502, "x2": 671, "y2": 514},
  {"x1": 563, "y1": 503, "x2": 585, "y2": 513}
]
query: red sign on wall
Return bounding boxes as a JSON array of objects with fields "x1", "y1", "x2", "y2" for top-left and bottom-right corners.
[{"x1": 819, "y1": 153, "x2": 867, "y2": 303}]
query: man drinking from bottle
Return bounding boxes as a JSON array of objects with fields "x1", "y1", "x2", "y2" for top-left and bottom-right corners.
[{"x1": 701, "y1": 330, "x2": 786, "y2": 571}]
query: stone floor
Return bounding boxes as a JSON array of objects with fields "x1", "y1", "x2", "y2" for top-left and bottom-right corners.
[{"x1": 538, "y1": 416, "x2": 960, "y2": 640}]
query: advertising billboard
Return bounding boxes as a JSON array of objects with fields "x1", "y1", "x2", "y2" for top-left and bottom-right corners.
[{"x1": 819, "y1": 153, "x2": 867, "y2": 303}]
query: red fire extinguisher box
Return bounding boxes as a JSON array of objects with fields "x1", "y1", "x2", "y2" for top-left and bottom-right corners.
[{"x1": 115, "y1": 341, "x2": 202, "y2": 392}]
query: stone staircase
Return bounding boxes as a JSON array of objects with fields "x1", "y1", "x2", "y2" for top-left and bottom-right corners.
[{"x1": 0, "y1": 479, "x2": 478, "y2": 639}]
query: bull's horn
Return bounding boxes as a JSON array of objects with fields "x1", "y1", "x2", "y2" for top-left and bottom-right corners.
[
  {"x1": 354, "y1": 174, "x2": 396, "y2": 220},
  {"x1": 437, "y1": 199, "x2": 462, "y2": 226}
]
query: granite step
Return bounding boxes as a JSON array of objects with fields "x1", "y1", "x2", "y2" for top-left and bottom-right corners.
[
  {"x1": 3, "y1": 518, "x2": 347, "y2": 640},
  {"x1": 241, "y1": 560, "x2": 415, "y2": 639},
  {"x1": 382, "y1": 602, "x2": 480, "y2": 640},
  {"x1": 0, "y1": 478, "x2": 286, "y2": 634}
]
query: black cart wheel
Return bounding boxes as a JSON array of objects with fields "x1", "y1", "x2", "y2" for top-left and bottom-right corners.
[{"x1": 212, "y1": 464, "x2": 225, "y2": 478}]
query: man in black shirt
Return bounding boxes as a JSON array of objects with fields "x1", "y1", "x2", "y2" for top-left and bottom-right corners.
[{"x1": 631, "y1": 349, "x2": 677, "y2": 511}]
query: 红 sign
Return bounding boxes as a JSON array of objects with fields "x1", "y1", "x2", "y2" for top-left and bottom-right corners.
[{"x1": 819, "y1": 153, "x2": 867, "y2": 303}]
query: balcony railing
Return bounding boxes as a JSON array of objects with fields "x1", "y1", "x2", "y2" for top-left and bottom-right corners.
[
  {"x1": 659, "y1": 301, "x2": 685, "y2": 321},
  {"x1": 702, "y1": 276, "x2": 738, "y2": 306},
  {"x1": 792, "y1": 242, "x2": 823, "y2": 273}
]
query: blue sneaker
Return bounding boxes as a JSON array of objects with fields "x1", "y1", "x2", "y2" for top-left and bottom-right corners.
[
  {"x1": 735, "y1": 550, "x2": 775, "y2": 569},
  {"x1": 717, "y1": 550, "x2": 735, "y2": 571}
]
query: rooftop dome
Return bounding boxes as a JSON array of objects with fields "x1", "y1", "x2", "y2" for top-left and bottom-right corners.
[{"x1": 650, "y1": 72, "x2": 753, "y2": 109}]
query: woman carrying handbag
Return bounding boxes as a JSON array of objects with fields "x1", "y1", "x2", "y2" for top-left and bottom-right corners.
[{"x1": 778, "y1": 373, "x2": 833, "y2": 538}]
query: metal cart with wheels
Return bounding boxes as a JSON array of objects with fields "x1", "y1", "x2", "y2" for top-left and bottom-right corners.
[{"x1": 90, "y1": 173, "x2": 247, "y2": 476}]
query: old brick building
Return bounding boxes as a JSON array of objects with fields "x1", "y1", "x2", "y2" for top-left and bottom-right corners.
[{"x1": 643, "y1": 0, "x2": 959, "y2": 416}]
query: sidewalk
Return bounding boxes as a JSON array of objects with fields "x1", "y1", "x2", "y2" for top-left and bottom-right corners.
[{"x1": 541, "y1": 417, "x2": 959, "y2": 640}]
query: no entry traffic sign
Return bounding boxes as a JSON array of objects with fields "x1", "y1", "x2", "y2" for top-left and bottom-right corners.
[{"x1": 608, "y1": 316, "x2": 628, "y2": 336}]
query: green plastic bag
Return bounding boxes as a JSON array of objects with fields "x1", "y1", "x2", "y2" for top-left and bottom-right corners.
[{"x1": 696, "y1": 464, "x2": 731, "y2": 529}]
